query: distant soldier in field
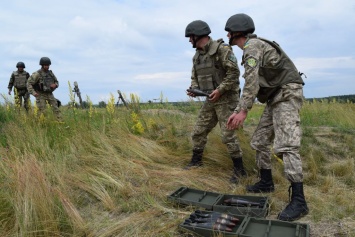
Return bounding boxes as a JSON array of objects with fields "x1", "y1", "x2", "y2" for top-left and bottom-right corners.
[
  {"x1": 8, "y1": 62, "x2": 30, "y2": 111},
  {"x1": 225, "y1": 13, "x2": 308, "y2": 221},
  {"x1": 27, "y1": 57, "x2": 62, "y2": 120},
  {"x1": 184, "y1": 20, "x2": 246, "y2": 184}
]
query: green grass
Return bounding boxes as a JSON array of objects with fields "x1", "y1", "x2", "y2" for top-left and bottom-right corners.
[{"x1": 0, "y1": 97, "x2": 354, "y2": 237}]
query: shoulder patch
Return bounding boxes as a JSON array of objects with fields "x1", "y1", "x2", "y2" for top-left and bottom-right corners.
[
  {"x1": 228, "y1": 52, "x2": 237, "y2": 64},
  {"x1": 31, "y1": 72, "x2": 40, "y2": 78},
  {"x1": 246, "y1": 56, "x2": 258, "y2": 68},
  {"x1": 222, "y1": 43, "x2": 232, "y2": 50}
]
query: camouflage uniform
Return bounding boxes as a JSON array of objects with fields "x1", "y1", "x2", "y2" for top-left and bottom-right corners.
[
  {"x1": 27, "y1": 69, "x2": 61, "y2": 119},
  {"x1": 8, "y1": 70, "x2": 30, "y2": 110},
  {"x1": 236, "y1": 35, "x2": 304, "y2": 183},
  {"x1": 225, "y1": 13, "x2": 308, "y2": 221},
  {"x1": 191, "y1": 37, "x2": 242, "y2": 157}
]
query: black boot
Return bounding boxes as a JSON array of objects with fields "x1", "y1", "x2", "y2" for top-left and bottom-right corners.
[
  {"x1": 246, "y1": 169, "x2": 275, "y2": 193},
  {"x1": 277, "y1": 182, "x2": 309, "y2": 221},
  {"x1": 184, "y1": 148, "x2": 203, "y2": 170},
  {"x1": 229, "y1": 157, "x2": 247, "y2": 184}
]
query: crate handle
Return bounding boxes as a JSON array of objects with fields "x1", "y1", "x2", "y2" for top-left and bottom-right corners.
[
  {"x1": 263, "y1": 220, "x2": 271, "y2": 237},
  {"x1": 198, "y1": 191, "x2": 207, "y2": 201},
  {"x1": 295, "y1": 224, "x2": 300, "y2": 237},
  {"x1": 174, "y1": 187, "x2": 188, "y2": 197}
]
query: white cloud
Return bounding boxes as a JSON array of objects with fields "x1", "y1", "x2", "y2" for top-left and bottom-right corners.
[
  {"x1": 1, "y1": 0, "x2": 354, "y2": 104},
  {"x1": 294, "y1": 57, "x2": 355, "y2": 71},
  {"x1": 134, "y1": 72, "x2": 188, "y2": 83}
]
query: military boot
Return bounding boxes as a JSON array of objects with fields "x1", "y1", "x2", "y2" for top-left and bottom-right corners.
[
  {"x1": 246, "y1": 169, "x2": 275, "y2": 193},
  {"x1": 229, "y1": 157, "x2": 247, "y2": 183},
  {"x1": 277, "y1": 182, "x2": 309, "y2": 221},
  {"x1": 184, "y1": 148, "x2": 203, "y2": 170}
]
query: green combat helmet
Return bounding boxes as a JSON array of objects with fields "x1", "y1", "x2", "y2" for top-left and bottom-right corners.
[
  {"x1": 16, "y1": 62, "x2": 26, "y2": 68},
  {"x1": 225, "y1": 13, "x2": 255, "y2": 33},
  {"x1": 185, "y1": 20, "x2": 211, "y2": 37},
  {"x1": 39, "y1": 57, "x2": 51, "y2": 66}
]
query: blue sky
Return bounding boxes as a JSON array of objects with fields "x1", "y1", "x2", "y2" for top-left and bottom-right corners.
[{"x1": 1, "y1": 0, "x2": 354, "y2": 104}]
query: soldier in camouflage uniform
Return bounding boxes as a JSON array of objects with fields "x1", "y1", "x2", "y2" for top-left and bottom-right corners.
[
  {"x1": 225, "y1": 13, "x2": 308, "y2": 221},
  {"x1": 8, "y1": 62, "x2": 30, "y2": 111},
  {"x1": 27, "y1": 57, "x2": 61, "y2": 120},
  {"x1": 184, "y1": 20, "x2": 246, "y2": 183}
]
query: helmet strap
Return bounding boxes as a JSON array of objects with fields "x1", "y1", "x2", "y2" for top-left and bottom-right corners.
[
  {"x1": 228, "y1": 32, "x2": 245, "y2": 45},
  {"x1": 192, "y1": 35, "x2": 205, "y2": 48}
]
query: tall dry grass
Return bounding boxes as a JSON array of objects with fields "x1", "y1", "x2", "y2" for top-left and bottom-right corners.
[{"x1": 0, "y1": 96, "x2": 354, "y2": 237}]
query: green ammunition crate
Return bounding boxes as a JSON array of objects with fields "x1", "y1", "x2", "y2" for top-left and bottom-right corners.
[
  {"x1": 213, "y1": 194, "x2": 268, "y2": 218},
  {"x1": 179, "y1": 210, "x2": 248, "y2": 237},
  {"x1": 168, "y1": 186, "x2": 221, "y2": 209},
  {"x1": 238, "y1": 217, "x2": 310, "y2": 237},
  {"x1": 168, "y1": 186, "x2": 269, "y2": 218}
]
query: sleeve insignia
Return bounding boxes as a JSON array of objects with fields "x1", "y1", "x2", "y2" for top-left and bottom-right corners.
[
  {"x1": 228, "y1": 53, "x2": 237, "y2": 63},
  {"x1": 246, "y1": 57, "x2": 258, "y2": 68}
]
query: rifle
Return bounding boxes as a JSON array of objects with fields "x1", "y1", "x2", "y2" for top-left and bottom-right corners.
[
  {"x1": 187, "y1": 88, "x2": 210, "y2": 97},
  {"x1": 56, "y1": 99, "x2": 62, "y2": 108},
  {"x1": 117, "y1": 90, "x2": 128, "y2": 108},
  {"x1": 72, "y1": 81, "x2": 83, "y2": 108}
]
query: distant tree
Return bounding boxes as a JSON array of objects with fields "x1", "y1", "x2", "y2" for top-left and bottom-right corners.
[
  {"x1": 306, "y1": 94, "x2": 355, "y2": 103},
  {"x1": 82, "y1": 101, "x2": 88, "y2": 108},
  {"x1": 67, "y1": 101, "x2": 79, "y2": 108},
  {"x1": 98, "y1": 101, "x2": 107, "y2": 108}
]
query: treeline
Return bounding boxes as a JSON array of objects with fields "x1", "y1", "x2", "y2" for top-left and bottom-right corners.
[
  {"x1": 306, "y1": 94, "x2": 355, "y2": 103},
  {"x1": 67, "y1": 94, "x2": 355, "y2": 108}
]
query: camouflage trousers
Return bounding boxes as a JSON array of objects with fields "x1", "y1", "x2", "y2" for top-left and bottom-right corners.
[
  {"x1": 15, "y1": 89, "x2": 30, "y2": 111},
  {"x1": 251, "y1": 83, "x2": 304, "y2": 182},
  {"x1": 36, "y1": 92, "x2": 62, "y2": 120},
  {"x1": 192, "y1": 98, "x2": 242, "y2": 157}
]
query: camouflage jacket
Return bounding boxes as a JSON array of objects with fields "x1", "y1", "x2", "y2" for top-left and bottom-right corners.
[
  {"x1": 235, "y1": 34, "x2": 304, "y2": 112},
  {"x1": 27, "y1": 69, "x2": 59, "y2": 95},
  {"x1": 191, "y1": 37, "x2": 240, "y2": 103},
  {"x1": 8, "y1": 70, "x2": 30, "y2": 90}
]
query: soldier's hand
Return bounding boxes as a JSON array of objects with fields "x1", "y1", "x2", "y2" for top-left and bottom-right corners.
[
  {"x1": 227, "y1": 110, "x2": 248, "y2": 130},
  {"x1": 33, "y1": 92, "x2": 39, "y2": 97},
  {"x1": 209, "y1": 89, "x2": 221, "y2": 102},
  {"x1": 50, "y1": 84, "x2": 57, "y2": 90},
  {"x1": 186, "y1": 89, "x2": 196, "y2": 97}
]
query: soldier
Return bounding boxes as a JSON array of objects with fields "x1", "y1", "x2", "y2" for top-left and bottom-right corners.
[
  {"x1": 8, "y1": 62, "x2": 30, "y2": 111},
  {"x1": 225, "y1": 13, "x2": 308, "y2": 221},
  {"x1": 27, "y1": 57, "x2": 62, "y2": 120},
  {"x1": 184, "y1": 20, "x2": 246, "y2": 184}
]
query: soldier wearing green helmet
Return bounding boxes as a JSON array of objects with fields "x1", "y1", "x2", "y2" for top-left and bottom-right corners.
[
  {"x1": 185, "y1": 20, "x2": 211, "y2": 48},
  {"x1": 8, "y1": 61, "x2": 31, "y2": 111},
  {"x1": 39, "y1": 57, "x2": 51, "y2": 66},
  {"x1": 27, "y1": 57, "x2": 61, "y2": 120},
  {"x1": 225, "y1": 13, "x2": 308, "y2": 221},
  {"x1": 184, "y1": 20, "x2": 246, "y2": 184}
]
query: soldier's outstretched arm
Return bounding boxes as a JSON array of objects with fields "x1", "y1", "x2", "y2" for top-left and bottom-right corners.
[
  {"x1": 8, "y1": 73, "x2": 15, "y2": 95},
  {"x1": 27, "y1": 73, "x2": 39, "y2": 97}
]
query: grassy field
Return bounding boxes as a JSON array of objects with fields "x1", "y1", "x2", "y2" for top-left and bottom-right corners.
[{"x1": 0, "y1": 95, "x2": 354, "y2": 237}]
